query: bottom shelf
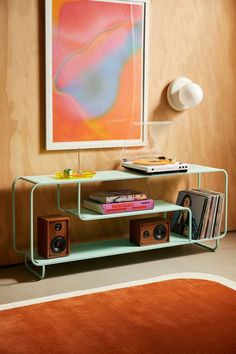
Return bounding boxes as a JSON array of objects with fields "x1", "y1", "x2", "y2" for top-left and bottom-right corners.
[{"x1": 22, "y1": 233, "x2": 220, "y2": 267}]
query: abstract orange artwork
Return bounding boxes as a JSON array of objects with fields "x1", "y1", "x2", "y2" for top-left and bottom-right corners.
[{"x1": 46, "y1": 0, "x2": 148, "y2": 150}]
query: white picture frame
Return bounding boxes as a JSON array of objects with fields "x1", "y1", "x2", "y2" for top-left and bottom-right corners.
[{"x1": 45, "y1": 0, "x2": 149, "y2": 150}]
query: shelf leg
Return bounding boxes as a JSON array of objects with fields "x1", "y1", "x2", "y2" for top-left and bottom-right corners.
[
  {"x1": 195, "y1": 238, "x2": 219, "y2": 252},
  {"x1": 24, "y1": 257, "x2": 46, "y2": 279}
]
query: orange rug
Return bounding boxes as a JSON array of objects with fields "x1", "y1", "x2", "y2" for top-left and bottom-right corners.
[{"x1": 0, "y1": 279, "x2": 236, "y2": 354}]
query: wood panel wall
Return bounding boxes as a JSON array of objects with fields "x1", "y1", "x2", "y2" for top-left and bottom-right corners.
[{"x1": 0, "y1": 0, "x2": 235, "y2": 266}]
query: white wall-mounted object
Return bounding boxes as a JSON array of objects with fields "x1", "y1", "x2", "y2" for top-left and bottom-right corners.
[{"x1": 167, "y1": 77, "x2": 203, "y2": 111}]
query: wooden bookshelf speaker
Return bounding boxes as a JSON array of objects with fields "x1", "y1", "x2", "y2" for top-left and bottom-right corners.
[
  {"x1": 37, "y1": 215, "x2": 70, "y2": 258},
  {"x1": 129, "y1": 217, "x2": 170, "y2": 246}
]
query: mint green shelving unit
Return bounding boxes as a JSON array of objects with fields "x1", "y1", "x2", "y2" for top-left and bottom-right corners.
[{"x1": 12, "y1": 164, "x2": 228, "y2": 279}]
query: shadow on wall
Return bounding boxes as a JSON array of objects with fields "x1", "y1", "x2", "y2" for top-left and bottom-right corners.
[
  {"x1": 0, "y1": 189, "x2": 20, "y2": 266},
  {"x1": 152, "y1": 83, "x2": 182, "y2": 122}
]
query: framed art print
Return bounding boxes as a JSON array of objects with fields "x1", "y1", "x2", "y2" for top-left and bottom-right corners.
[{"x1": 45, "y1": 0, "x2": 149, "y2": 150}]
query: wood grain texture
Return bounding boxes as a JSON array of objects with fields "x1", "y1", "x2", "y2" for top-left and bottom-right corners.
[{"x1": 0, "y1": 0, "x2": 235, "y2": 266}]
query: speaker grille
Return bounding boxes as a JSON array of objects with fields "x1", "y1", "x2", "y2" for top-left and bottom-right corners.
[
  {"x1": 51, "y1": 236, "x2": 67, "y2": 253},
  {"x1": 153, "y1": 224, "x2": 167, "y2": 240}
]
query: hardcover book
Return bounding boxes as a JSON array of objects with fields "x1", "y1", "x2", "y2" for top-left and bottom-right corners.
[
  {"x1": 89, "y1": 189, "x2": 147, "y2": 203},
  {"x1": 171, "y1": 190, "x2": 208, "y2": 239},
  {"x1": 83, "y1": 199, "x2": 155, "y2": 214}
]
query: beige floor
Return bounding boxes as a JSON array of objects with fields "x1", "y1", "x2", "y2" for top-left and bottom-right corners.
[{"x1": 0, "y1": 232, "x2": 235, "y2": 305}]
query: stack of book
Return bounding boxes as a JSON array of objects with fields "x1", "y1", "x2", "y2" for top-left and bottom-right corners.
[
  {"x1": 83, "y1": 189, "x2": 154, "y2": 214},
  {"x1": 171, "y1": 189, "x2": 225, "y2": 239}
]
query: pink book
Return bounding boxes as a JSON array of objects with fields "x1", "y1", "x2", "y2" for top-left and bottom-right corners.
[{"x1": 84, "y1": 199, "x2": 155, "y2": 214}]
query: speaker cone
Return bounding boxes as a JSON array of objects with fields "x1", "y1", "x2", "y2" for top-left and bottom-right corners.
[
  {"x1": 51, "y1": 236, "x2": 67, "y2": 253},
  {"x1": 153, "y1": 225, "x2": 167, "y2": 240}
]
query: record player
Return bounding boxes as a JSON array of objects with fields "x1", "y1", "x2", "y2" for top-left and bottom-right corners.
[
  {"x1": 120, "y1": 121, "x2": 188, "y2": 174},
  {"x1": 121, "y1": 156, "x2": 188, "y2": 174}
]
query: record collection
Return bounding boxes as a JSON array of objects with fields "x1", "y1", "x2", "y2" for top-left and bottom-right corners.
[{"x1": 171, "y1": 189, "x2": 225, "y2": 239}]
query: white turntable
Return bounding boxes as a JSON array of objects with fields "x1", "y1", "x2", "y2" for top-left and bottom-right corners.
[{"x1": 122, "y1": 157, "x2": 188, "y2": 174}]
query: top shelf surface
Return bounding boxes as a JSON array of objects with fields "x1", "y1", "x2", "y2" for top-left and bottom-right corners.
[{"x1": 19, "y1": 164, "x2": 226, "y2": 185}]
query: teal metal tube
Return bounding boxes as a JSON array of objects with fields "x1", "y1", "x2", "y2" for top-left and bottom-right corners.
[
  {"x1": 77, "y1": 183, "x2": 81, "y2": 217},
  {"x1": 29, "y1": 183, "x2": 41, "y2": 267},
  {"x1": 12, "y1": 177, "x2": 22, "y2": 254},
  {"x1": 198, "y1": 173, "x2": 201, "y2": 189}
]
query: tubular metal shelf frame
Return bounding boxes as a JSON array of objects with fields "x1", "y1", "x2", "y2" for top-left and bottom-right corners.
[{"x1": 12, "y1": 165, "x2": 228, "y2": 279}]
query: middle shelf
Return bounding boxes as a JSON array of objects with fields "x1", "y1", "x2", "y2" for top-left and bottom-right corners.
[{"x1": 62, "y1": 200, "x2": 187, "y2": 221}]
